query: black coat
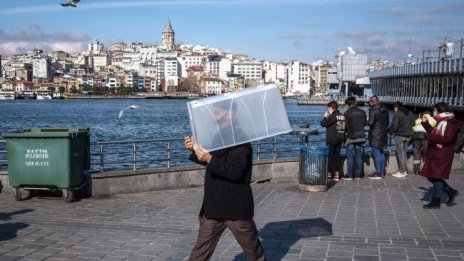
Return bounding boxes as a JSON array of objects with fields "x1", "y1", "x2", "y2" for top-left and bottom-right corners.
[
  {"x1": 368, "y1": 103, "x2": 389, "y2": 148},
  {"x1": 389, "y1": 107, "x2": 416, "y2": 137},
  {"x1": 189, "y1": 143, "x2": 254, "y2": 220},
  {"x1": 320, "y1": 110, "x2": 344, "y2": 145},
  {"x1": 344, "y1": 106, "x2": 367, "y2": 140}
]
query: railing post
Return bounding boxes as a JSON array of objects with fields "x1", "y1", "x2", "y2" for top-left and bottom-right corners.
[
  {"x1": 133, "y1": 142, "x2": 137, "y2": 171},
  {"x1": 99, "y1": 145, "x2": 104, "y2": 172},
  {"x1": 273, "y1": 136, "x2": 277, "y2": 160},
  {"x1": 167, "y1": 141, "x2": 171, "y2": 168},
  {"x1": 256, "y1": 140, "x2": 261, "y2": 160}
]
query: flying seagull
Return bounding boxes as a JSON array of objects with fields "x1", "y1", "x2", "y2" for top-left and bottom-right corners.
[
  {"x1": 61, "y1": 0, "x2": 80, "y2": 7},
  {"x1": 117, "y1": 105, "x2": 139, "y2": 121}
]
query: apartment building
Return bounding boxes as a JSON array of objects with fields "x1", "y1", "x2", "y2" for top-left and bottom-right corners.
[
  {"x1": 200, "y1": 77, "x2": 224, "y2": 95},
  {"x1": 287, "y1": 60, "x2": 310, "y2": 94},
  {"x1": 178, "y1": 54, "x2": 205, "y2": 78},
  {"x1": 232, "y1": 61, "x2": 262, "y2": 81}
]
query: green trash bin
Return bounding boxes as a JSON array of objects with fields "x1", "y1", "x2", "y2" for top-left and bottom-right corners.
[
  {"x1": 3, "y1": 127, "x2": 90, "y2": 202},
  {"x1": 299, "y1": 145, "x2": 329, "y2": 192}
]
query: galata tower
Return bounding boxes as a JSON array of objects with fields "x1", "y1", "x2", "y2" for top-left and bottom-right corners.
[{"x1": 161, "y1": 19, "x2": 175, "y2": 50}]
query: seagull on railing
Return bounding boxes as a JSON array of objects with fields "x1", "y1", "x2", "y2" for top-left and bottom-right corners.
[
  {"x1": 117, "y1": 105, "x2": 139, "y2": 121},
  {"x1": 61, "y1": 0, "x2": 80, "y2": 7}
]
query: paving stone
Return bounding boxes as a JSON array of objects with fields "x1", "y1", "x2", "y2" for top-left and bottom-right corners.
[{"x1": 0, "y1": 169, "x2": 463, "y2": 260}]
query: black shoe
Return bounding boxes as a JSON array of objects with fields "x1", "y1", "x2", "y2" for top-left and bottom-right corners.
[
  {"x1": 423, "y1": 197, "x2": 441, "y2": 209},
  {"x1": 446, "y1": 188, "x2": 459, "y2": 205}
]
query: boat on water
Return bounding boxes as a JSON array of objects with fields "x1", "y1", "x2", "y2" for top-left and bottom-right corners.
[
  {"x1": 15, "y1": 91, "x2": 36, "y2": 100},
  {"x1": 0, "y1": 90, "x2": 15, "y2": 100},
  {"x1": 36, "y1": 91, "x2": 53, "y2": 100}
]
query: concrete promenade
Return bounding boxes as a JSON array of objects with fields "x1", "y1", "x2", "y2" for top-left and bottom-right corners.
[{"x1": 1, "y1": 170, "x2": 464, "y2": 261}]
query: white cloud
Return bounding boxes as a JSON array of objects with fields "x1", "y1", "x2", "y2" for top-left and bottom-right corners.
[
  {"x1": 0, "y1": 26, "x2": 90, "y2": 55},
  {"x1": 0, "y1": 41, "x2": 87, "y2": 55}
]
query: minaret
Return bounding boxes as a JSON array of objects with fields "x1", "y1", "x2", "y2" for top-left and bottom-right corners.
[{"x1": 161, "y1": 19, "x2": 175, "y2": 50}]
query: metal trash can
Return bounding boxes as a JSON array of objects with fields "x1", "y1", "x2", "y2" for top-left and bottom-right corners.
[
  {"x1": 299, "y1": 145, "x2": 328, "y2": 192},
  {"x1": 3, "y1": 127, "x2": 90, "y2": 202}
]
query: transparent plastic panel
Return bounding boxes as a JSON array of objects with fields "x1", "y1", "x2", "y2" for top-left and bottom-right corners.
[{"x1": 187, "y1": 84, "x2": 291, "y2": 152}]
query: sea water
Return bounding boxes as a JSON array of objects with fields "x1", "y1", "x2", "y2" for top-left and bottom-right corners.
[{"x1": 0, "y1": 99, "x2": 329, "y2": 142}]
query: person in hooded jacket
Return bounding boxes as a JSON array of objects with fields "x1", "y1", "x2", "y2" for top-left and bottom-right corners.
[
  {"x1": 367, "y1": 95, "x2": 389, "y2": 179},
  {"x1": 389, "y1": 101, "x2": 416, "y2": 178},
  {"x1": 421, "y1": 102, "x2": 463, "y2": 209},
  {"x1": 321, "y1": 100, "x2": 345, "y2": 181}
]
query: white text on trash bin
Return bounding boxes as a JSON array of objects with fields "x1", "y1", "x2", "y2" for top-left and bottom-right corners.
[{"x1": 24, "y1": 149, "x2": 50, "y2": 167}]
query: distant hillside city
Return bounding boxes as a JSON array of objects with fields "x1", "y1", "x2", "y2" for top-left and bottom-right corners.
[{"x1": 1, "y1": 19, "x2": 456, "y2": 98}]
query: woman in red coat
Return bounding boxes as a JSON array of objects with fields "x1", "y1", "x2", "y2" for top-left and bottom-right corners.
[{"x1": 421, "y1": 102, "x2": 463, "y2": 209}]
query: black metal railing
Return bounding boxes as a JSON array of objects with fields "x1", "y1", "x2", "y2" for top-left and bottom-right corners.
[
  {"x1": 0, "y1": 140, "x2": 6, "y2": 170},
  {"x1": 89, "y1": 133, "x2": 307, "y2": 172},
  {"x1": 1, "y1": 129, "x2": 459, "y2": 173},
  {"x1": 0, "y1": 131, "x2": 315, "y2": 172}
]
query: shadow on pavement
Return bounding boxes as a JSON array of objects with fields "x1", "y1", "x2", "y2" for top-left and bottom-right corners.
[
  {"x1": 233, "y1": 218, "x2": 332, "y2": 261},
  {"x1": 0, "y1": 209, "x2": 33, "y2": 241},
  {"x1": 0, "y1": 223, "x2": 29, "y2": 241}
]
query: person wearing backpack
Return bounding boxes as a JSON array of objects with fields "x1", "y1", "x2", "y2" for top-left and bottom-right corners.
[{"x1": 421, "y1": 102, "x2": 464, "y2": 209}]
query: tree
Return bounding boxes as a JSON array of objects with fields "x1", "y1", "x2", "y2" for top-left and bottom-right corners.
[{"x1": 180, "y1": 77, "x2": 199, "y2": 93}]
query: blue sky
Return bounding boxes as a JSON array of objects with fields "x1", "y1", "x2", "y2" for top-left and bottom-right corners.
[{"x1": 0, "y1": 0, "x2": 463, "y2": 63}]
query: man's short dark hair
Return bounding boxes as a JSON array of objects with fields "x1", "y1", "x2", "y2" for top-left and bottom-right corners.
[
  {"x1": 345, "y1": 96, "x2": 356, "y2": 106},
  {"x1": 327, "y1": 100, "x2": 339, "y2": 110},
  {"x1": 393, "y1": 101, "x2": 402, "y2": 108}
]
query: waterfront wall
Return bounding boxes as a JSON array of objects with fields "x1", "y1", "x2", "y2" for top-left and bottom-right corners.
[{"x1": 1, "y1": 152, "x2": 463, "y2": 197}]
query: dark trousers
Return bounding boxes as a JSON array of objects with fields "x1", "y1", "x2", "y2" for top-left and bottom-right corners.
[
  {"x1": 427, "y1": 178, "x2": 450, "y2": 198},
  {"x1": 327, "y1": 142, "x2": 342, "y2": 173},
  {"x1": 413, "y1": 138, "x2": 428, "y2": 173},
  {"x1": 189, "y1": 216, "x2": 265, "y2": 261}
]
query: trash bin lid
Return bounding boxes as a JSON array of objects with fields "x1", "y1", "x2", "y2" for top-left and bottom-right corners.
[
  {"x1": 289, "y1": 128, "x2": 319, "y2": 136},
  {"x1": 3, "y1": 127, "x2": 89, "y2": 139}
]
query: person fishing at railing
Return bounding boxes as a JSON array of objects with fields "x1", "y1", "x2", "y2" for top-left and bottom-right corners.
[
  {"x1": 343, "y1": 96, "x2": 367, "y2": 180},
  {"x1": 389, "y1": 101, "x2": 416, "y2": 178},
  {"x1": 320, "y1": 100, "x2": 345, "y2": 182},
  {"x1": 184, "y1": 103, "x2": 265, "y2": 261},
  {"x1": 367, "y1": 95, "x2": 389, "y2": 180}
]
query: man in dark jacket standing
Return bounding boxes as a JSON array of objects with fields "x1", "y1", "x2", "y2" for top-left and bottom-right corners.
[
  {"x1": 184, "y1": 105, "x2": 265, "y2": 261},
  {"x1": 367, "y1": 96, "x2": 389, "y2": 179},
  {"x1": 343, "y1": 96, "x2": 367, "y2": 180},
  {"x1": 389, "y1": 102, "x2": 416, "y2": 178}
]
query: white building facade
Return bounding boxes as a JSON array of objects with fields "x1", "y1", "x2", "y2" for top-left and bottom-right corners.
[{"x1": 287, "y1": 61, "x2": 310, "y2": 94}]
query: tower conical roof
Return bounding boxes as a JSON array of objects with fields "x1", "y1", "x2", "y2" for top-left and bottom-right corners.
[{"x1": 164, "y1": 19, "x2": 173, "y2": 32}]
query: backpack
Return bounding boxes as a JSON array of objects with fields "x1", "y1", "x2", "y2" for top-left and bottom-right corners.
[{"x1": 455, "y1": 126, "x2": 464, "y2": 153}]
